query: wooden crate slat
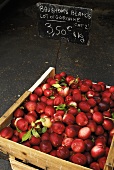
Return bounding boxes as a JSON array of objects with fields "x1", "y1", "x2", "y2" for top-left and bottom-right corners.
[
  {"x1": 9, "y1": 156, "x2": 38, "y2": 170},
  {"x1": 15, "y1": 91, "x2": 31, "y2": 105},
  {"x1": 104, "y1": 136, "x2": 114, "y2": 170},
  {"x1": 0, "y1": 91, "x2": 31, "y2": 130},
  {"x1": 0, "y1": 102, "x2": 17, "y2": 130},
  {"x1": 0, "y1": 137, "x2": 92, "y2": 170}
]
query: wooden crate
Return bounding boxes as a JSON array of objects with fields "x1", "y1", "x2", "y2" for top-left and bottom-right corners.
[{"x1": 0, "y1": 67, "x2": 114, "y2": 170}]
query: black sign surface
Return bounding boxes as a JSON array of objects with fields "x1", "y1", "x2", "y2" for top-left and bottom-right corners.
[{"x1": 36, "y1": 3, "x2": 92, "y2": 45}]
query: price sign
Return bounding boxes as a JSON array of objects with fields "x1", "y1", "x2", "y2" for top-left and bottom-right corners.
[{"x1": 36, "y1": 3, "x2": 92, "y2": 45}]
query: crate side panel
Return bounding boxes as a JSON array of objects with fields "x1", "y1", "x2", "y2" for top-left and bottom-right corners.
[
  {"x1": 0, "y1": 91, "x2": 31, "y2": 130},
  {"x1": 0, "y1": 137, "x2": 92, "y2": 170},
  {"x1": 16, "y1": 91, "x2": 31, "y2": 105},
  {"x1": 9, "y1": 156, "x2": 37, "y2": 170},
  {"x1": 104, "y1": 136, "x2": 114, "y2": 170},
  {"x1": 0, "y1": 102, "x2": 17, "y2": 130}
]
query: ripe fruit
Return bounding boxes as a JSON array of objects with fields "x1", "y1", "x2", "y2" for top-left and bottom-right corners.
[
  {"x1": 98, "y1": 102, "x2": 109, "y2": 112},
  {"x1": 103, "y1": 111, "x2": 111, "y2": 118},
  {"x1": 62, "y1": 137, "x2": 73, "y2": 149},
  {"x1": 65, "y1": 125, "x2": 79, "y2": 138},
  {"x1": 78, "y1": 127, "x2": 91, "y2": 140},
  {"x1": 57, "y1": 146, "x2": 70, "y2": 159},
  {"x1": 78, "y1": 101, "x2": 91, "y2": 112},
  {"x1": 40, "y1": 140, "x2": 52, "y2": 153},
  {"x1": 44, "y1": 105, "x2": 55, "y2": 116},
  {"x1": 87, "y1": 120, "x2": 97, "y2": 132},
  {"x1": 95, "y1": 137, "x2": 106, "y2": 146},
  {"x1": 67, "y1": 106, "x2": 78, "y2": 116},
  {"x1": 44, "y1": 89, "x2": 53, "y2": 97},
  {"x1": 0, "y1": 127, "x2": 13, "y2": 139},
  {"x1": 84, "y1": 79, "x2": 92, "y2": 87},
  {"x1": 34, "y1": 87, "x2": 43, "y2": 96},
  {"x1": 55, "y1": 110, "x2": 65, "y2": 116},
  {"x1": 84, "y1": 152, "x2": 93, "y2": 165},
  {"x1": 102, "y1": 90, "x2": 111, "y2": 98},
  {"x1": 86, "y1": 90, "x2": 95, "y2": 98},
  {"x1": 95, "y1": 135, "x2": 107, "y2": 145},
  {"x1": 41, "y1": 132, "x2": 50, "y2": 141},
  {"x1": 63, "y1": 113, "x2": 75, "y2": 125},
  {"x1": 16, "y1": 118, "x2": 28, "y2": 131},
  {"x1": 97, "y1": 81, "x2": 106, "y2": 91},
  {"x1": 18, "y1": 131, "x2": 27, "y2": 140},
  {"x1": 92, "y1": 84, "x2": 102, "y2": 92},
  {"x1": 50, "y1": 150, "x2": 57, "y2": 157},
  {"x1": 41, "y1": 83, "x2": 51, "y2": 91},
  {"x1": 29, "y1": 93, "x2": 38, "y2": 102},
  {"x1": 57, "y1": 86, "x2": 69, "y2": 97},
  {"x1": 90, "y1": 162, "x2": 100, "y2": 170},
  {"x1": 54, "y1": 95, "x2": 64, "y2": 106},
  {"x1": 109, "y1": 128, "x2": 114, "y2": 137},
  {"x1": 22, "y1": 141, "x2": 31, "y2": 147},
  {"x1": 111, "y1": 93, "x2": 114, "y2": 100},
  {"x1": 40, "y1": 96, "x2": 47, "y2": 103},
  {"x1": 32, "y1": 145, "x2": 40, "y2": 151},
  {"x1": 92, "y1": 112, "x2": 104, "y2": 124},
  {"x1": 24, "y1": 114, "x2": 36, "y2": 124},
  {"x1": 72, "y1": 92, "x2": 82, "y2": 103},
  {"x1": 24, "y1": 101, "x2": 37, "y2": 111},
  {"x1": 49, "y1": 132, "x2": 63, "y2": 147},
  {"x1": 91, "y1": 145, "x2": 105, "y2": 159},
  {"x1": 76, "y1": 112, "x2": 88, "y2": 126},
  {"x1": 28, "y1": 110, "x2": 38, "y2": 118},
  {"x1": 71, "y1": 138, "x2": 86, "y2": 153},
  {"x1": 29, "y1": 136, "x2": 41, "y2": 145},
  {"x1": 102, "y1": 97, "x2": 110, "y2": 104},
  {"x1": 84, "y1": 139, "x2": 94, "y2": 151},
  {"x1": 65, "y1": 75, "x2": 75, "y2": 85},
  {"x1": 54, "y1": 73, "x2": 62, "y2": 81},
  {"x1": 80, "y1": 83, "x2": 89, "y2": 93},
  {"x1": 60, "y1": 71, "x2": 67, "y2": 77},
  {"x1": 87, "y1": 98, "x2": 96, "y2": 107},
  {"x1": 109, "y1": 86, "x2": 114, "y2": 93},
  {"x1": 51, "y1": 122, "x2": 65, "y2": 134},
  {"x1": 98, "y1": 156, "x2": 107, "y2": 170},
  {"x1": 102, "y1": 118, "x2": 114, "y2": 131},
  {"x1": 46, "y1": 99, "x2": 54, "y2": 106},
  {"x1": 36, "y1": 102, "x2": 46, "y2": 114},
  {"x1": 49, "y1": 79, "x2": 58, "y2": 86},
  {"x1": 95, "y1": 125, "x2": 104, "y2": 136},
  {"x1": 11, "y1": 135, "x2": 20, "y2": 142},
  {"x1": 70, "y1": 153, "x2": 87, "y2": 165},
  {"x1": 13, "y1": 108, "x2": 24, "y2": 118}
]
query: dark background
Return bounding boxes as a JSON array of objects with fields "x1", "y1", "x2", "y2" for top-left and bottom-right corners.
[{"x1": 0, "y1": 0, "x2": 114, "y2": 169}]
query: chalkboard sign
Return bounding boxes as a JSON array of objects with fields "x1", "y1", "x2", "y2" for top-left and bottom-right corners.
[{"x1": 36, "y1": 3, "x2": 92, "y2": 45}]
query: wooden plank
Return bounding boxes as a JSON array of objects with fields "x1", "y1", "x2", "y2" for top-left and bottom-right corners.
[
  {"x1": 9, "y1": 156, "x2": 38, "y2": 170},
  {"x1": 16, "y1": 91, "x2": 31, "y2": 105},
  {"x1": 0, "y1": 91, "x2": 31, "y2": 130},
  {"x1": 104, "y1": 136, "x2": 114, "y2": 170},
  {"x1": 0, "y1": 137, "x2": 92, "y2": 170}
]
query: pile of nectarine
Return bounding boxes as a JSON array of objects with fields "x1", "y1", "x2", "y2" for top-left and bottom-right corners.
[{"x1": 0, "y1": 71, "x2": 114, "y2": 170}]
